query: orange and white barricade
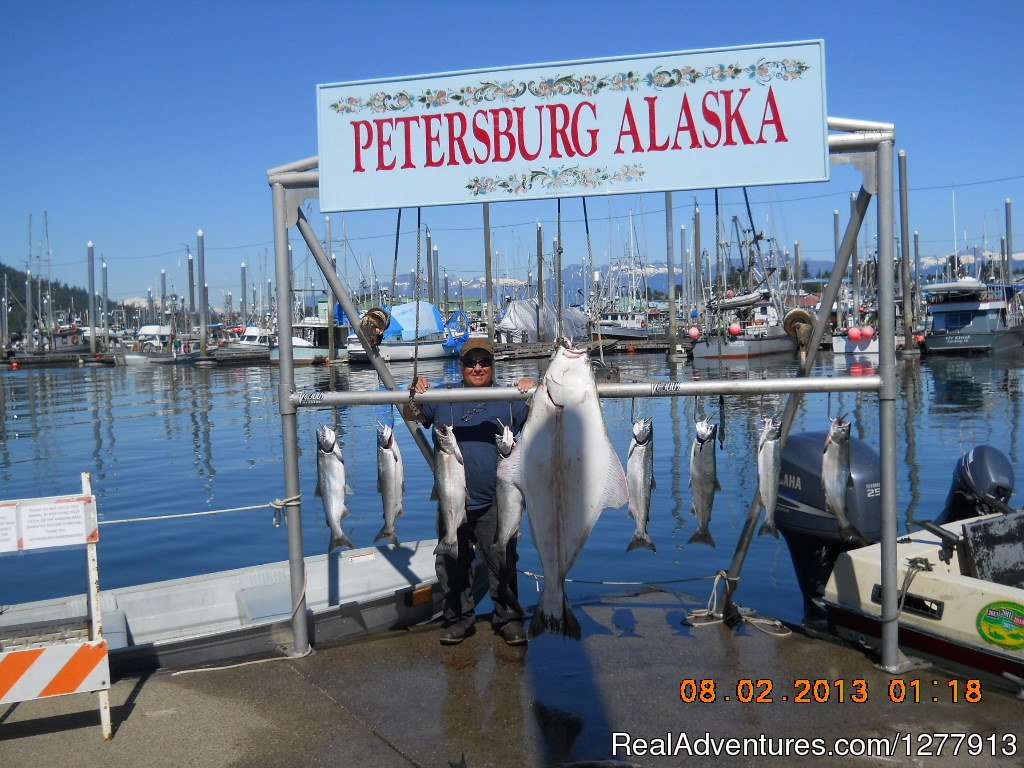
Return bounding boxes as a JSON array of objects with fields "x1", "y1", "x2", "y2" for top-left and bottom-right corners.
[{"x1": 0, "y1": 473, "x2": 112, "y2": 739}]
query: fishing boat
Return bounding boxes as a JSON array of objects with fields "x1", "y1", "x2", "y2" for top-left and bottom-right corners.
[
  {"x1": 0, "y1": 540, "x2": 486, "y2": 674},
  {"x1": 591, "y1": 307, "x2": 649, "y2": 341},
  {"x1": 775, "y1": 433, "x2": 1024, "y2": 695},
  {"x1": 122, "y1": 325, "x2": 200, "y2": 366},
  {"x1": 227, "y1": 325, "x2": 275, "y2": 352},
  {"x1": 269, "y1": 317, "x2": 349, "y2": 365},
  {"x1": 689, "y1": 288, "x2": 799, "y2": 360},
  {"x1": 920, "y1": 277, "x2": 1024, "y2": 355},
  {"x1": 590, "y1": 209, "x2": 652, "y2": 342},
  {"x1": 346, "y1": 301, "x2": 465, "y2": 364},
  {"x1": 496, "y1": 298, "x2": 590, "y2": 344}
]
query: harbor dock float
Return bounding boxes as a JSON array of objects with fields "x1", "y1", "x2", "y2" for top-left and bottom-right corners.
[{"x1": 1, "y1": 589, "x2": 1019, "y2": 767}]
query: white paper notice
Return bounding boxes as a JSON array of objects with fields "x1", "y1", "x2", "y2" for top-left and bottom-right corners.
[
  {"x1": 0, "y1": 504, "x2": 17, "y2": 553},
  {"x1": 19, "y1": 500, "x2": 87, "y2": 550}
]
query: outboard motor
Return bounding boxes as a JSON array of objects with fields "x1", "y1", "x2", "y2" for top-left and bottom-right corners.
[
  {"x1": 934, "y1": 445, "x2": 1014, "y2": 525},
  {"x1": 775, "y1": 431, "x2": 882, "y2": 628}
]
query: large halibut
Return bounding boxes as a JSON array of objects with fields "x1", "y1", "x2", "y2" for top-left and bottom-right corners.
[{"x1": 497, "y1": 343, "x2": 628, "y2": 639}]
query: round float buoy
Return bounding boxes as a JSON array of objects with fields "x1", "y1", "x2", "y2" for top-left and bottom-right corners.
[
  {"x1": 914, "y1": 333, "x2": 925, "y2": 344},
  {"x1": 729, "y1": 322, "x2": 741, "y2": 336},
  {"x1": 726, "y1": 289, "x2": 735, "y2": 299},
  {"x1": 11, "y1": 361, "x2": 19, "y2": 370},
  {"x1": 861, "y1": 326, "x2": 875, "y2": 339},
  {"x1": 848, "y1": 327, "x2": 862, "y2": 341},
  {"x1": 688, "y1": 326, "x2": 700, "y2": 341}
]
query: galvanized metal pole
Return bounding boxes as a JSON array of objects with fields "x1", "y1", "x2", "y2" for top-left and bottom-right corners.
[
  {"x1": 536, "y1": 221, "x2": 545, "y2": 342},
  {"x1": 665, "y1": 191, "x2": 677, "y2": 352},
  {"x1": 914, "y1": 231, "x2": 922, "y2": 327},
  {"x1": 160, "y1": 270, "x2": 167, "y2": 325},
  {"x1": 197, "y1": 229, "x2": 208, "y2": 357},
  {"x1": 850, "y1": 193, "x2": 860, "y2": 324},
  {"x1": 483, "y1": 203, "x2": 494, "y2": 340},
  {"x1": 426, "y1": 228, "x2": 434, "y2": 306},
  {"x1": 1006, "y1": 199, "x2": 1014, "y2": 282},
  {"x1": 693, "y1": 206, "x2": 703, "y2": 316},
  {"x1": 794, "y1": 241, "x2": 802, "y2": 305},
  {"x1": 24, "y1": 269, "x2": 32, "y2": 352},
  {"x1": 187, "y1": 252, "x2": 196, "y2": 319},
  {"x1": 87, "y1": 242, "x2": 96, "y2": 355},
  {"x1": 292, "y1": 374, "x2": 880, "y2": 408},
  {"x1": 101, "y1": 261, "x2": 109, "y2": 351},
  {"x1": 436, "y1": 243, "x2": 444, "y2": 309},
  {"x1": 271, "y1": 181, "x2": 309, "y2": 658},
  {"x1": 898, "y1": 150, "x2": 917, "y2": 354},
  {"x1": 876, "y1": 139, "x2": 908, "y2": 673},
  {"x1": 1001, "y1": 236, "x2": 1008, "y2": 286},
  {"x1": 325, "y1": 217, "x2": 335, "y2": 364}
]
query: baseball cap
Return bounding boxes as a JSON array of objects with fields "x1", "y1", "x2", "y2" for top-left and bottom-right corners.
[{"x1": 460, "y1": 337, "x2": 493, "y2": 360}]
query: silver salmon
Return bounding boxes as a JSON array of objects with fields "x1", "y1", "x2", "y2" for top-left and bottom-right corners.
[
  {"x1": 757, "y1": 417, "x2": 782, "y2": 538},
  {"x1": 494, "y1": 420, "x2": 524, "y2": 554},
  {"x1": 316, "y1": 424, "x2": 354, "y2": 552},
  {"x1": 822, "y1": 415, "x2": 868, "y2": 545},
  {"x1": 626, "y1": 417, "x2": 656, "y2": 552},
  {"x1": 432, "y1": 423, "x2": 467, "y2": 559},
  {"x1": 497, "y1": 343, "x2": 628, "y2": 639},
  {"x1": 374, "y1": 423, "x2": 405, "y2": 546},
  {"x1": 688, "y1": 419, "x2": 720, "y2": 547}
]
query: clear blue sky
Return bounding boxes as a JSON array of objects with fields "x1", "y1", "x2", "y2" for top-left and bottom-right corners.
[{"x1": 2, "y1": 0, "x2": 1022, "y2": 305}]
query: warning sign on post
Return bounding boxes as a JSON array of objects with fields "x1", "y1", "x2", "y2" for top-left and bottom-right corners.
[
  {"x1": 0, "y1": 495, "x2": 97, "y2": 553},
  {"x1": 0, "y1": 504, "x2": 18, "y2": 553}
]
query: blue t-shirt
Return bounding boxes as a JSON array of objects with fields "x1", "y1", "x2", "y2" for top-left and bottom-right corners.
[{"x1": 419, "y1": 383, "x2": 529, "y2": 511}]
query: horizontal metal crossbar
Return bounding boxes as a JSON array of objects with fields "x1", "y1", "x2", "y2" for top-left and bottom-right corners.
[{"x1": 290, "y1": 375, "x2": 881, "y2": 408}]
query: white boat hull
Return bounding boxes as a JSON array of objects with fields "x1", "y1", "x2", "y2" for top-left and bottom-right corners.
[
  {"x1": 690, "y1": 328, "x2": 796, "y2": 360},
  {"x1": 823, "y1": 515, "x2": 1024, "y2": 689},
  {"x1": 0, "y1": 539, "x2": 483, "y2": 673},
  {"x1": 122, "y1": 350, "x2": 201, "y2": 366},
  {"x1": 347, "y1": 339, "x2": 455, "y2": 363}
]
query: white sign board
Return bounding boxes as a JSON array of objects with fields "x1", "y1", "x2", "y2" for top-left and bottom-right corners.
[
  {"x1": 0, "y1": 495, "x2": 97, "y2": 552},
  {"x1": 317, "y1": 40, "x2": 828, "y2": 212}
]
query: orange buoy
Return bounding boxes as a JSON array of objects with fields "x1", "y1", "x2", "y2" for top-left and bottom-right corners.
[{"x1": 11, "y1": 360, "x2": 19, "y2": 370}]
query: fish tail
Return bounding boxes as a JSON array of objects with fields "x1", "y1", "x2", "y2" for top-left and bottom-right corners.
[
  {"x1": 329, "y1": 531, "x2": 354, "y2": 553},
  {"x1": 433, "y1": 538, "x2": 459, "y2": 558},
  {"x1": 758, "y1": 520, "x2": 779, "y2": 539},
  {"x1": 529, "y1": 603, "x2": 582, "y2": 640},
  {"x1": 626, "y1": 532, "x2": 656, "y2": 552},
  {"x1": 374, "y1": 526, "x2": 399, "y2": 546},
  {"x1": 529, "y1": 590, "x2": 581, "y2": 640},
  {"x1": 688, "y1": 526, "x2": 716, "y2": 548}
]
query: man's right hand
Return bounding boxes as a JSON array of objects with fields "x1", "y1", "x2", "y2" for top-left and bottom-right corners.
[{"x1": 404, "y1": 377, "x2": 430, "y2": 422}]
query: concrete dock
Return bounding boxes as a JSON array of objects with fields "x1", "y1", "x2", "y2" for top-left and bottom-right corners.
[{"x1": 1, "y1": 588, "x2": 1021, "y2": 767}]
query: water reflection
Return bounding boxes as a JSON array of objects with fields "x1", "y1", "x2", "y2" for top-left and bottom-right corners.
[{"x1": 2, "y1": 351, "x2": 1024, "y2": 626}]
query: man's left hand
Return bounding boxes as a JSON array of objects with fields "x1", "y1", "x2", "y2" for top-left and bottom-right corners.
[{"x1": 515, "y1": 377, "x2": 537, "y2": 393}]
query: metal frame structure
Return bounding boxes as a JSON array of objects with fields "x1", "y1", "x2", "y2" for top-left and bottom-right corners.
[{"x1": 266, "y1": 115, "x2": 912, "y2": 672}]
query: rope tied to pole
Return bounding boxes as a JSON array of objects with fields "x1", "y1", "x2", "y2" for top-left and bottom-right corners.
[{"x1": 270, "y1": 493, "x2": 302, "y2": 527}]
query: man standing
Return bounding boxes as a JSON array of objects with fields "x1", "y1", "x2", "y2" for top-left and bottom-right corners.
[{"x1": 406, "y1": 338, "x2": 535, "y2": 646}]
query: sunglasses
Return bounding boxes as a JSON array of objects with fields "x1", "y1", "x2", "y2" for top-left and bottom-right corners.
[{"x1": 462, "y1": 356, "x2": 493, "y2": 368}]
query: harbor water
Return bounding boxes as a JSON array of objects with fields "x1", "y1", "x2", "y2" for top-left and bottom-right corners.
[{"x1": 2, "y1": 350, "x2": 1023, "y2": 627}]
